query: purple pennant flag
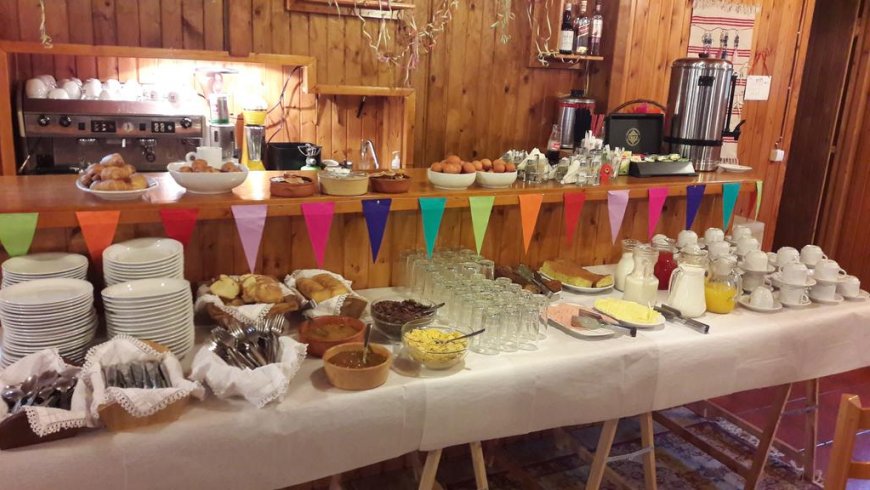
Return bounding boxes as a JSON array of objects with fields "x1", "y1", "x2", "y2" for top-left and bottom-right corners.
[
  {"x1": 301, "y1": 202, "x2": 336, "y2": 268},
  {"x1": 362, "y1": 199, "x2": 392, "y2": 262},
  {"x1": 607, "y1": 190, "x2": 630, "y2": 244},
  {"x1": 686, "y1": 184, "x2": 706, "y2": 230},
  {"x1": 231, "y1": 205, "x2": 268, "y2": 273}
]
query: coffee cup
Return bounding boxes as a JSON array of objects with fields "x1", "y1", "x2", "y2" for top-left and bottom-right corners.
[
  {"x1": 732, "y1": 225, "x2": 751, "y2": 242},
  {"x1": 749, "y1": 286, "x2": 775, "y2": 308},
  {"x1": 742, "y1": 271, "x2": 772, "y2": 292},
  {"x1": 775, "y1": 247, "x2": 800, "y2": 268},
  {"x1": 704, "y1": 227, "x2": 725, "y2": 245},
  {"x1": 838, "y1": 275, "x2": 861, "y2": 298},
  {"x1": 779, "y1": 285, "x2": 810, "y2": 305},
  {"x1": 83, "y1": 79, "x2": 102, "y2": 99},
  {"x1": 781, "y1": 262, "x2": 810, "y2": 285},
  {"x1": 36, "y1": 74, "x2": 56, "y2": 88},
  {"x1": 677, "y1": 230, "x2": 699, "y2": 249},
  {"x1": 185, "y1": 146, "x2": 223, "y2": 168},
  {"x1": 735, "y1": 236, "x2": 760, "y2": 256},
  {"x1": 708, "y1": 241, "x2": 732, "y2": 259},
  {"x1": 25, "y1": 78, "x2": 48, "y2": 99},
  {"x1": 800, "y1": 245, "x2": 827, "y2": 267},
  {"x1": 811, "y1": 282, "x2": 837, "y2": 301},
  {"x1": 743, "y1": 250, "x2": 769, "y2": 272},
  {"x1": 814, "y1": 259, "x2": 847, "y2": 282}
]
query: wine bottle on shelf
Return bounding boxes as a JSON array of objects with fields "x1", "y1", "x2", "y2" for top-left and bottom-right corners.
[
  {"x1": 573, "y1": 1, "x2": 590, "y2": 55},
  {"x1": 558, "y1": 5, "x2": 575, "y2": 55},
  {"x1": 590, "y1": 0, "x2": 603, "y2": 56}
]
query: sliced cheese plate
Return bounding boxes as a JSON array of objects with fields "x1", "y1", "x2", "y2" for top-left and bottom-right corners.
[
  {"x1": 593, "y1": 298, "x2": 664, "y2": 328},
  {"x1": 547, "y1": 303, "x2": 616, "y2": 338}
]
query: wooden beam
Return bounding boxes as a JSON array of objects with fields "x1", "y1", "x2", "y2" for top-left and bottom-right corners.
[
  {"x1": 310, "y1": 84, "x2": 414, "y2": 97},
  {"x1": 0, "y1": 50, "x2": 14, "y2": 176}
]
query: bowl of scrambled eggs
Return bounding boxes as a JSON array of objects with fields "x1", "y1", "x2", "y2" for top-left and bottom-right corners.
[{"x1": 401, "y1": 320, "x2": 470, "y2": 370}]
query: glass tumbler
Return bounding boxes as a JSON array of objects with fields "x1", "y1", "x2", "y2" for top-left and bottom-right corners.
[
  {"x1": 474, "y1": 306, "x2": 502, "y2": 355},
  {"x1": 498, "y1": 305, "x2": 520, "y2": 353},
  {"x1": 476, "y1": 259, "x2": 495, "y2": 280}
]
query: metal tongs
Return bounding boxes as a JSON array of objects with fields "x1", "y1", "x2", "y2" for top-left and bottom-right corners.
[
  {"x1": 574, "y1": 306, "x2": 638, "y2": 337},
  {"x1": 654, "y1": 304, "x2": 710, "y2": 334}
]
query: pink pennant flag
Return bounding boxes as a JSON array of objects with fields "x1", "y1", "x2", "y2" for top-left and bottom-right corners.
[
  {"x1": 301, "y1": 202, "x2": 336, "y2": 268},
  {"x1": 607, "y1": 190, "x2": 630, "y2": 244},
  {"x1": 231, "y1": 205, "x2": 268, "y2": 273},
  {"x1": 647, "y1": 187, "x2": 669, "y2": 239}
]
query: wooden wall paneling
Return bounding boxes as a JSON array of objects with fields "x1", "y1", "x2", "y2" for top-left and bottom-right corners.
[
  {"x1": 227, "y1": 0, "x2": 252, "y2": 56},
  {"x1": 252, "y1": 0, "x2": 272, "y2": 53},
  {"x1": 387, "y1": 209, "x2": 417, "y2": 286},
  {"x1": 270, "y1": 0, "x2": 291, "y2": 54},
  {"x1": 308, "y1": 12, "x2": 328, "y2": 83},
  {"x1": 342, "y1": 209, "x2": 370, "y2": 288},
  {"x1": 409, "y1": 1, "x2": 430, "y2": 166},
  {"x1": 0, "y1": 0, "x2": 21, "y2": 41},
  {"x1": 457, "y1": 0, "x2": 482, "y2": 158},
  {"x1": 139, "y1": 0, "x2": 162, "y2": 48},
  {"x1": 419, "y1": 9, "x2": 449, "y2": 164},
  {"x1": 15, "y1": 0, "x2": 39, "y2": 78},
  {"x1": 115, "y1": 0, "x2": 140, "y2": 46},
  {"x1": 0, "y1": 51, "x2": 14, "y2": 176},
  {"x1": 92, "y1": 0, "x2": 117, "y2": 45},
  {"x1": 202, "y1": 0, "x2": 224, "y2": 51},
  {"x1": 326, "y1": 14, "x2": 345, "y2": 85},
  {"x1": 442, "y1": 0, "x2": 469, "y2": 156},
  {"x1": 44, "y1": 0, "x2": 74, "y2": 80},
  {"x1": 182, "y1": 0, "x2": 206, "y2": 50},
  {"x1": 162, "y1": 0, "x2": 185, "y2": 49}
]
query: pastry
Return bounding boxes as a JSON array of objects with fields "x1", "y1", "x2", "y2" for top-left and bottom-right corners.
[
  {"x1": 128, "y1": 174, "x2": 148, "y2": 190},
  {"x1": 90, "y1": 179, "x2": 131, "y2": 191},
  {"x1": 296, "y1": 277, "x2": 332, "y2": 303},
  {"x1": 541, "y1": 259, "x2": 614, "y2": 288},
  {"x1": 191, "y1": 159, "x2": 210, "y2": 172},
  {"x1": 100, "y1": 153, "x2": 126, "y2": 167},
  {"x1": 209, "y1": 274, "x2": 240, "y2": 300},
  {"x1": 220, "y1": 162, "x2": 242, "y2": 173}
]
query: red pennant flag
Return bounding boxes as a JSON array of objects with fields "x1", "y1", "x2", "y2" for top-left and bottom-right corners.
[
  {"x1": 76, "y1": 211, "x2": 121, "y2": 263},
  {"x1": 563, "y1": 192, "x2": 586, "y2": 245},
  {"x1": 160, "y1": 208, "x2": 199, "y2": 247},
  {"x1": 518, "y1": 194, "x2": 544, "y2": 254},
  {"x1": 647, "y1": 187, "x2": 669, "y2": 239}
]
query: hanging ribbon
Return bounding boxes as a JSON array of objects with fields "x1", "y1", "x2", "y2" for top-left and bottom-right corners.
[
  {"x1": 468, "y1": 196, "x2": 495, "y2": 254},
  {"x1": 362, "y1": 199, "x2": 391, "y2": 263},
  {"x1": 159, "y1": 208, "x2": 199, "y2": 247},
  {"x1": 0, "y1": 213, "x2": 39, "y2": 257},
  {"x1": 419, "y1": 197, "x2": 446, "y2": 258},
  {"x1": 518, "y1": 194, "x2": 544, "y2": 254},
  {"x1": 301, "y1": 202, "x2": 336, "y2": 268},
  {"x1": 231, "y1": 205, "x2": 268, "y2": 273},
  {"x1": 754, "y1": 180, "x2": 763, "y2": 221},
  {"x1": 563, "y1": 192, "x2": 586, "y2": 245},
  {"x1": 722, "y1": 182, "x2": 741, "y2": 230},
  {"x1": 686, "y1": 184, "x2": 706, "y2": 229},
  {"x1": 607, "y1": 190, "x2": 630, "y2": 244},
  {"x1": 647, "y1": 187, "x2": 669, "y2": 240},
  {"x1": 76, "y1": 211, "x2": 120, "y2": 263}
]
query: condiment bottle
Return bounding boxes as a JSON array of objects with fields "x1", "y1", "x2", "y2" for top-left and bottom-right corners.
[
  {"x1": 666, "y1": 248, "x2": 709, "y2": 318},
  {"x1": 614, "y1": 239, "x2": 640, "y2": 291},
  {"x1": 623, "y1": 244, "x2": 659, "y2": 306},
  {"x1": 653, "y1": 237, "x2": 677, "y2": 290},
  {"x1": 705, "y1": 255, "x2": 742, "y2": 314}
]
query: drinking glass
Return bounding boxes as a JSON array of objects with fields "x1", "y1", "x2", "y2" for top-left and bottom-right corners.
[
  {"x1": 476, "y1": 259, "x2": 495, "y2": 280},
  {"x1": 533, "y1": 294, "x2": 549, "y2": 339},
  {"x1": 516, "y1": 305, "x2": 540, "y2": 351},
  {"x1": 498, "y1": 305, "x2": 520, "y2": 352},
  {"x1": 473, "y1": 306, "x2": 501, "y2": 355}
]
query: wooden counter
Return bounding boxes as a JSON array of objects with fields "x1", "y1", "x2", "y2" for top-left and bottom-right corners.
[{"x1": 0, "y1": 168, "x2": 758, "y2": 288}]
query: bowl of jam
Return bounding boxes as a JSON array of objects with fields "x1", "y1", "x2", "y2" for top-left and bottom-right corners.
[{"x1": 322, "y1": 342, "x2": 392, "y2": 391}]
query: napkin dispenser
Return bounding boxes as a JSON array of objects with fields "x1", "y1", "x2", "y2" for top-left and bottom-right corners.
[{"x1": 629, "y1": 161, "x2": 697, "y2": 178}]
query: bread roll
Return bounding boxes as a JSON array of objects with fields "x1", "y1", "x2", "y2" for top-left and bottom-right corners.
[
  {"x1": 191, "y1": 159, "x2": 210, "y2": 172},
  {"x1": 221, "y1": 162, "x2": 241, "y2": 173},
  {"x1": 128, "y1": 174, "x2": 148, "y2": 190},
  {"x1": 90, "y1": 179, "x2": 131, "y2": 191},
  {"x1": 296, "y1": 277, "x2": 333, "y2": 303},
  {"x1": 209, "y1": 274, "x2": 240, "y2": 300},
  {"x1": 100, "y1": 164, "x2": 134, "y2": 181},
  {"x1": 100, "y1": 153, "x2": 126, "y2": 167}
]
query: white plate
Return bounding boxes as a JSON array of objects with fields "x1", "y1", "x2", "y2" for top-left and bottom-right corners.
[
  {"x1": 546, "y1": 304, "x2": 616, "y2": 338},
  {"x1": 809, "y1": 293, "x2": 844, "y2": 305},
  {"x1": 0, "y1": 278, "x2": 93, "y2": 306},
  {"x1": 76, "y1": 177, "x2": 158, "y2": 201},
  {"x1": 107, "y1": 312, "x2": 192, "y2": 329},
  {"x1": 103, "y1": 238, "x2": 183, "y2": 265},
  {"x1": 737, "y1": 263, "x2": 776, "y2": 274},
  {"x1": 101, "y1": 278, "x2": 190, "y2": 300},
  {"x1": 770, "y1": 272, "x2": 816, "y2": 288},
  {"x1": 2, "y1": 253, "x2": 88, "y2": 275},
  {"x1": 718, "y1": 163, "x2": 752, "y2": 173},
  {"x1": 776, "y1": 293, "x2": 813, "y2": 308},
  {"x1": 539, "y1": 271, "x2": 614, "y2": 294},
  {"x1": 593, "y1": 307, "x2": 665, "y2": 328},
  {"x1": 844, "y1": 290, "x2": 869, "y2": 302},
  {"x1": 737, "y1": 295, "x2": 783, "y2": 313}
]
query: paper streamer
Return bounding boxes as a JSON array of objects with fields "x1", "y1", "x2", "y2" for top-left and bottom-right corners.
[
  {"x1": 468, "y1": 196, "x2": 495, "y2": 254},
  {"x1": 231, "y1": 205, "x2": 268, "y2": 273},
  {"x1": 419, "y1": 197, "x2": 446, "y2": 258},
  {"x1": 301, "y1": 202, "x2": 336, "y2": 268},
  {"x1": 362, "y1": 199, "x2": 391, "y2": 263},
  {"x1": 647, "y1": 187, "x2": 669, "y2": 239},
  {"x1": 159, "y1": 208, "x2": 199, "y2": 247},
  {"x1": 76, "y1": 211, "x2": 120, "y2": 263},
  {"x1": 518, "y1": 194, "x2": 544, "y2": 254},
  {"x1": 685, "y1": 184, "x2": 706, "y2": 229},
  {"x1": 754, "y1": 180, "x2": 763, "y2": 220},
  {"x1": 0, "y1": 213, "x2": 39, "y2": 257},
  {"x1": 563, "y1": 192, "x2": 586, "y2": 245},
  {"x1": 607, "y1": 190, "x2": 630, "y2": 244},
  {"x1": 722, "y1": 182, "x2": 741, "y2": 230}
]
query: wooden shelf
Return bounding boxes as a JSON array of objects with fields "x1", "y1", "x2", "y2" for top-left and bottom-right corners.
[
  {"x1": 309, "y1": 85, "x2": 414, "y2": 97},
  {"x1": 542, "y1": 54, "x2": 605, "y2": 62}
]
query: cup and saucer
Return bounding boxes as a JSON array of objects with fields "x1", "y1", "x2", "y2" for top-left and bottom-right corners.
[
  {"x1": 776, "y1": 284, "x2": 813, "y2": 308},
  {"x1": 809, "y1": 259, "x2": 848, "y2": 284},
  {"x1": 738, "y1": 250, "x2": 776, "y2": 274},
  {"x1": 809, "y1": 280, "x2": 844, "y2": 305},
  {"x1": 738, "y1": 286, "x2": 782, "y2": 313},
  {"x1": 771, "y1": 262, "x2": 817, "y2": 288}
]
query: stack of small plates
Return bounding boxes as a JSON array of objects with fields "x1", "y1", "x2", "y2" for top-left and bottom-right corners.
[
  {"x1": 1, "y1": 253, "x2": 89, "y2": 288},
  {"x1": 102, "y1": 278, "x2": 195, "y2": 359},
  {"x1": 0, "y1": 278, "x2": 97, "y2": 367},
  {"x1": 103, "y1": 238, "x2": 185, "y2": 286}
]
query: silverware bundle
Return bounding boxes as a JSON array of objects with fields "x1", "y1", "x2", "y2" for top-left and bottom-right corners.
[
  {"x1": 1, "y1": 368, "x2": 79, "y2": 413},
  {"x1": 102, "y1": 361, "x2": 172, "y2": 389},
  {"x1": 208, "y1": 315, "x2": 287, "y2": 370}
]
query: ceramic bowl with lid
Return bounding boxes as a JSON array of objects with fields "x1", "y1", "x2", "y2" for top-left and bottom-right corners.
[{"x1": 319, "y1": 171, "x2": 369, "y2": 196}]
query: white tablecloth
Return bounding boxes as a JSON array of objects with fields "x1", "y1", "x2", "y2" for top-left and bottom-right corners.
[{"x1": 1, "y1": 286, "x2": 869, "y2": 490}]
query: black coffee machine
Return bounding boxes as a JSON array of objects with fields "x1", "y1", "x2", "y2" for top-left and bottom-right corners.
[{"x1": 265, "y1": 142, "x2": 321, "y2": 170}]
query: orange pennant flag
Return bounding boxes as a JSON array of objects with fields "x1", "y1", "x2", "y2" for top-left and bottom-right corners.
[
  {"x1": 76, "y1": 211, "x2": 121, "y2": 263},
  {"x1": 518, "y1": 194, "x2": 544, "y2": 254}
]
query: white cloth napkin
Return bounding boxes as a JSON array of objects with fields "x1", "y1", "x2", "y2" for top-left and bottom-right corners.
[
  {"x1": 0, "y1": 349, "x2": 89, "y2": 436},
  {"x1": 189, "y1": 337, "x2": 307, "y2": 408},
  {"x1": 194, "y1": 275, "x2": 297, "y2": 325},
  {"x1": 284, "y1": 269, "x2": 363, "y2": 318},
  {"x1": 80, "y1": 336, "x2": 204, "y2": 424}
]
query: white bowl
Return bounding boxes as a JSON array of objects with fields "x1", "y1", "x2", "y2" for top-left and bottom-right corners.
[
  {"x1": 167, "y1": 162, "x2": 248, "y2": 194},
  {"x1": 427, "y1": 169, "x2": 476, "y2": 190},
  {"x1": 475, "y1": 171, "x2": 518, "y2": 189}
]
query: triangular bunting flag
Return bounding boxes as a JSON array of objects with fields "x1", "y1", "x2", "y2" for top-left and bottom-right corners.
[
  {"x1": 754, "y1": 180, "x2": 763, "y2": 221},
  {"x1": 722, "y1": 182, "x2": 741, "y2": 230},
  {"x1": 231, "y1": 205, "x2": 268, "y2": 273},
  {"x1": 518, "y1": 194, "x2": 544, "y2": 254},
  {"x1": 76, "y1": 211, "x2": 120, "y2": 263},
  {"x1": 159, "y1": 208, "x2": 199, "y2": 247},
  {"x1": 607, "y1": 190, "x2": 630, "y2": 244},
  {"x1": 563, "y1": 192, "x2": 586, "y2": 245},
  {"x1": 0, "y1": 213, "x2": 39, "y2": 257},
  {"x1": 419, "y1": 197, "x2": 447, "y2": 258},
  {"x1": 647, "y1": 187, "x2": 669, "y2": 239},
  {"x1": 301, "y1": 202, "x2": 336, "y2": 268},
  {"x1": 362, "y1": 199, "x2": 391, "y2": 263},
  {"x1": 468, "y1": 196, "x2": 495, "y2": 254},
  {"x1": 686, "y1": 184, "x2": 706, "y2": 229}
]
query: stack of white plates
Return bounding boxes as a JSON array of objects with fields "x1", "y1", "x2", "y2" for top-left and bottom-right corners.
[
  {"x1": 102, "y1": 278, "x2": 195, "y2": 359},
  {"x1": 0, "y1": 278, "x2": 97, "y2": 367},
  {"x1": 103, "y1": 238, "x2": 185, "y2": 286},
  {"x1": 1, "y1": 253, "x2": 89, "y2": 288}
]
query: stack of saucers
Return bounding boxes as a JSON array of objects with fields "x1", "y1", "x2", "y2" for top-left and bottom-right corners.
[
  {"x1": 102, "y1": 278, "x2": 195, "y2": 359},
  {"x1": 1, "y1": 253, "x2": 89, "y2": 288},
  {"x1": 103, "y1": 238, "x2": 185, "y2": 286},
  {"x1": 0, "y1": 278, "x2": 97, "y2": 367}
]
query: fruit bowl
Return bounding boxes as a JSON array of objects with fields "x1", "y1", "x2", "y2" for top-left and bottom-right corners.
[
  {"x1": 427, "y1": 169, "x2": 476, "y2": 190},
  {"x1": 167, "y1": 162, "x2": 248, "y2": 194},
  {"x1": 476, "y1": 171, "x2": 518, "y2": 189}
]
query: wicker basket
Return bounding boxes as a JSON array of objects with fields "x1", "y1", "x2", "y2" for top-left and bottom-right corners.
[{"x1": 205, "y1": 298, "x2": 299, "y2": 330}]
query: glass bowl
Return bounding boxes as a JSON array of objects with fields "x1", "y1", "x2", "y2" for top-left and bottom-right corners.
[
  {"x1": 370, "y1": 297, "x2": 437, "y2": 340},
  {"x1": 401, "y1": 320, "x2": 469, "y2": 370}
]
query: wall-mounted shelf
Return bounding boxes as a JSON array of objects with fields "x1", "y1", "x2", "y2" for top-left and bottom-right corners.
[
  {"x1": 286, "y1": 0, "x2": 415, "y2": 20},
  {"x1": 310, "y1": 85, "x2": 415, "y2": 97},
  {"x1": 542, "y1": 54, "x2": 604, "y2": 62}
]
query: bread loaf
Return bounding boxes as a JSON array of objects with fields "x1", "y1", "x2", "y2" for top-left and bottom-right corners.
[{"x1": 540, "y1": 259, "x2": 613, "y2": 288}]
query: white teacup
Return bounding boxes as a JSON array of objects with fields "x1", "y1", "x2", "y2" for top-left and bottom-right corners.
[
  {"x1": 83, "y1": 79, "x2": 102, "y2": 99},
  {"x1": 781, "y1": 262, "x2": 810, "y2": 285},
  {"x1": 800, "y1": 245, "x2": 827, "y2": 267},
  {"x1": 779, "y1": 285, "x2": 810, "y2": 305},
  {"x1": 61, "y1": 80, "x2": 82, "y2": 99},
  {"x1": 743, "y1": 250, "x2": 769, "y2": 272},
  {"x1": 838, "y1": 275, "x2": 861, "y2": 298},
  {"x1": 775, "y1": 247, "x2": 800, "y2": 268},
  {"x1": 735, "y1": 236, "x2": 760, "y2": 256},
  {"x1": 677, "y1": 230, "x2": 699, "y2": 249},
  {"x1": 708, "y1": 241, "x2": 732, "y2": 259},
  {"x1": 36, "y1": 74, "x2": 56, "y2": 88},
  {"x1": 814, "y1": 259, "x2": 847, "y2": 282},
  {"x1": 24, "y1": 78, "x2": 48, "y2": 98},
  {"x1": 185, "y1": 146, "x2": 223, "y2": 168},
  {"x1": 742, "y1": 271, "x2": 772, "y2": 292},
  {"x1": 749, "y1": 286, "x2": 775, "y2": 308},
  {"x1": 811, "y1": 282, "x2": 837, "y2": 301},
  {"x1": 732, "y1": 225, "x2": 751, "y2": 242},
  {"x1": 48, "y1": 88, "x2": 70, "y2": 99},
  {"x1": 704, "y1": 227, "x2": 725, "y2": 245}
]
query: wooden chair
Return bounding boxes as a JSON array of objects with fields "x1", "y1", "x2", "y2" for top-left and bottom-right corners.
[
  {"x1": 825, "y1": 394, "x2": 870, "y2": 489},
  {"x1": 586, "y1": 412, "x2": 657, "y2": 490}
]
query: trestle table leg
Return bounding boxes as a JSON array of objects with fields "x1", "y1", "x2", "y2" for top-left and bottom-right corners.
[
  {"x1": 469, "y1": 441, "x2": 489, "y2": 489},
  {"x1": 745, "y1": 383, "x2": 792, "y2": 488},
  {"x1": 586, "y1": 418, "x2": 619, "y2": 490},
  {"x1": 418, "y1": 449, "x2": 442, "y2": 490},
  {"x1": 639, "y1": 413, "x2": 658, "y2": 490}
]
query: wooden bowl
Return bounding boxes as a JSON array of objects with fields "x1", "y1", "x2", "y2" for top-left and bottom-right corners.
[
  {"x1": 323, "y1": 342, "x2": 392, "y2": 391},
  {"x1": 270, "y1": 176, "x2": 316, "y2": 197},
  {"x1": 298, "y1": 315, "x2": 366, "y2": 357},
  {"x1": 371, "y1": 175, "x2": 412, "y2": 193}
]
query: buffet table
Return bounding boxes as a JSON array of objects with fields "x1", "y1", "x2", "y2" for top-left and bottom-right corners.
[{"x1": 1, "y1": 285, "x2": 868, "y2": 490}]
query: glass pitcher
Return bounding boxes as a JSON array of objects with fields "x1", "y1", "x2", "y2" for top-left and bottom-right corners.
[
  {"x1": 705, "y1": 255, "x2": 742, "y2": 314},
  {"x1": 666, "y1": 248, "x2": 709, "y2": 318},
  {"x1": 623, "y1": 244, "x2": 659, "y2": 306},
  {"x1": 614, "y1": 239, "x2": 640, "y2": 292}
]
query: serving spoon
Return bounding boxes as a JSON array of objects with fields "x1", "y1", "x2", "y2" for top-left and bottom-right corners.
[
  {"x1": 361, "y1": 323, "x2": 373, "y2": 364},
  {"x1": 436, "y1": 328, "x2": 486, "y2": 344}
]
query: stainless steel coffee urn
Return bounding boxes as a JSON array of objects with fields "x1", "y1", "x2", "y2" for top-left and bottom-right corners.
[
  {"x1": 557, "y1": 90, "x2": 596, "y2": 149},
  {"x1": 664, "y1": 57, "x2": 744, "y2": 171}
]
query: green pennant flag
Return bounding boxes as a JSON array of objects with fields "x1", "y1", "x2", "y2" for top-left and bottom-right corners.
[
  {"x1": 722, "y1": 182, "x2": 741, "y2": 230},
  {"x1": 0, "y1": 213, "x2": 39, "y2": 257},
  {"x1": 755, "y1": 180, "x2": 763, "y2": 221},
  {"x1": 468, "y1": 196, "x2": 495, "y2": 254},
  {"x1": 419, "y1": 197, "x2": 447, "y2": 258}
]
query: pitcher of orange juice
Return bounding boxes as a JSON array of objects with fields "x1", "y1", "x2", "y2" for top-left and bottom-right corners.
[{"x1": 705, "y1": 256, "x2": 742, "y2": 314}]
